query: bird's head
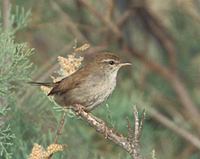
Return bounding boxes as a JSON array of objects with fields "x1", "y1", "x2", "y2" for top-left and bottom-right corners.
[{"x1": 93, "y1": 52, "x2": 131, "y2": 74}]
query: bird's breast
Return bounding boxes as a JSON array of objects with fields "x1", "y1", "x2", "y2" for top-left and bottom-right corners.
[
  {"x1": 80, "y1": 72, "x2": 117, "y2": 109},
  {"x1": 55, "y1": 71, "x2": 117, "y2": 110}
]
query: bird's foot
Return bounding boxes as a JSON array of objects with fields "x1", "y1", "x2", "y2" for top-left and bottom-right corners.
[{"x1": 74, "y1": 104, "x2": 85, "y2": 116}]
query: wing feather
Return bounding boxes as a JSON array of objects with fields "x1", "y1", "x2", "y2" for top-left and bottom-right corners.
[{"x1": 48, "y1": 67, "x2": 89, "y2": 96}]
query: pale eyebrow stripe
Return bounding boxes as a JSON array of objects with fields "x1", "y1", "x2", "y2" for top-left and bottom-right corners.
[{"x1": 101, "y1": 59, "x2": 118, "y2": 63}]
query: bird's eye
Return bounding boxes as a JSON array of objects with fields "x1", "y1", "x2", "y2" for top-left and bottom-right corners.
[{"x1": 109, "y1": 60, "x2": 115, "y2": 65}]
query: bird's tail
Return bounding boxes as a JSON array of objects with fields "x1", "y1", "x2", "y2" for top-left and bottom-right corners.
[{"x1": 28, "y1": 81, "x2": 55, "y2": 87}]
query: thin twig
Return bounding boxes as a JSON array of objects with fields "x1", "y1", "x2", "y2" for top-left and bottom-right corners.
[
  {"x1": 126, "y1": 117, "x2": 134, "y2": 156},
  {"x1": 117, "y1": 10, "x2": 132, "y2": 28},
  {"x1": 133, "y1": 106, "x2": 140, "y2": 140},
  {"x1": 48, "y1": 111, "x2": 66, "y2": 159},
  {"x1": 79, "y1": 0, "x2": 122, "y2": 38},
  {"x1": 54, "y1": 111, "x2": 66, "y2": 144},
  {"x1": 138, "y1": 7, "x2": 177, "y2": 71},
  {"x1": 50, "y1": 1, "x2": 86, "y2": 42},
  {"x1": 132, "y1": 106, "x2": 143, "y2": 159},
  {"x1": 2, "y1": 0, "x2": 10, "y2": 30},
  {"x1": 139, "y1": 109, "x2": 145, "y2": 138}
]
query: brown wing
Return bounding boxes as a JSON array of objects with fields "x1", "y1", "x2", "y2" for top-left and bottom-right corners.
[{"x1": 48, "y1": 67, "x2": 89, "y2": 96}]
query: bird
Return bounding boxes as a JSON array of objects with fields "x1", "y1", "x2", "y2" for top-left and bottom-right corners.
[{"x1": 29, "y1": 52, "x2": 131, "y2": 111}]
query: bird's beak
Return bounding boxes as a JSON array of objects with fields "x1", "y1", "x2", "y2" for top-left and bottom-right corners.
[{"x1": 119, "y1": 62, "x2": 132, "y2": 67}]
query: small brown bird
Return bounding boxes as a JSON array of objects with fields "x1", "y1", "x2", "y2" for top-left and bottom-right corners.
[{"x1": 30, "y1": 52, "x2": 131, "y2": 111}]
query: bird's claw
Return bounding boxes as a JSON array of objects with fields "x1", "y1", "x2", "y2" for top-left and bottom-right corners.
[{"x1": 74, "y1": 104, "x2": 85, "y2": 116}]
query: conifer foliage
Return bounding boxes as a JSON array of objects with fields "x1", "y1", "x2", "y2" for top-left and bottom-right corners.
[{"x1": 0, "y1": 7, "x2": 33, "y2": 158}]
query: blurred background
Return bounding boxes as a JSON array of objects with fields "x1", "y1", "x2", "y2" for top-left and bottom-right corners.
[{"x1": 1, "y1": 0, "x2": 200, "y2": 158}]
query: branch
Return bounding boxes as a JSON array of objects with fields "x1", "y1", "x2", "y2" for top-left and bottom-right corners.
[
  {"x1": 148, "y1": 108, "x2": 200, "y2": 150},
  {"x1": 137, "y1": 7, "x2": 177, "y2": 70},
  {"x1": 117, "y1": 10, "x2": 132, "y2": 28},
  {"x1": 79, "y1": 0, "x2": 122, "y2": 39},
  {"x1": 50, "y1": 1, "x2": 87, "y2": 42},
  {"x1": 72, "y1": 104, "x2": 145, "y2": 159},
  {"x1": 74, "y1": 104, "x2": 132, "y2": 153}
]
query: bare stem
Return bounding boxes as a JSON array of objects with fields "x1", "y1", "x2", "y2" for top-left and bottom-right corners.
[
  {"x1": 149, "y1": 108, "x2": 200, "y2": 149},
  {"x1": 132, "y1": 106, "x2": 144, "y2": 159},
  {"x1": 54, "y1": 111, "x2": 66, "y2": 144},
  {"x1": 48, "y1": 111, "x2": 66, "y2": 159},
  {"x1": 2, "y1": 0, "x2": 10, "y2": 30}
]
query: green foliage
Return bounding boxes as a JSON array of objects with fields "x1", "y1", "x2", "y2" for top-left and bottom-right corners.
[
  {"x1": 10, "y1": 7, "x2": 31, "y2": 32},
  {"x1": 0, "y1": 125, "x2": 15, "y2": 158},
  {"x1": 0, "y1": 7, "x2": 33, "y2": 159},
  {"x1": 0, "y1": 7, "x2": 31, "y2": 33}
]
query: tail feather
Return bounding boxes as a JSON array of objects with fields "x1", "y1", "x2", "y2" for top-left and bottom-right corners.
[{"x1": 28, "y1": 81, "x2": 55, "y2": 87}]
